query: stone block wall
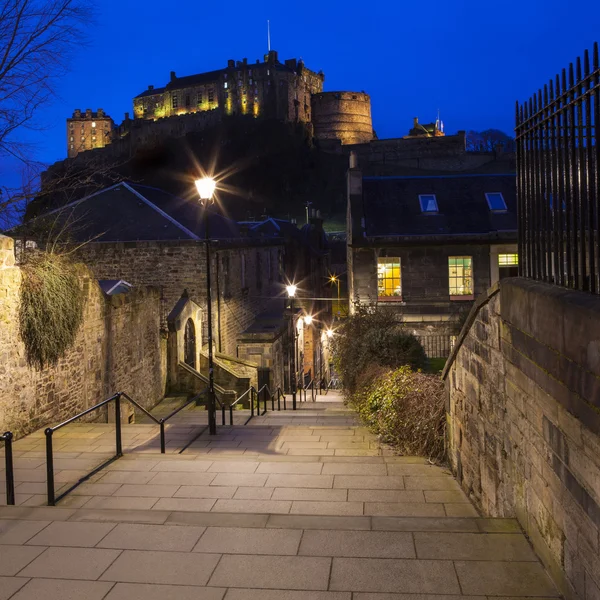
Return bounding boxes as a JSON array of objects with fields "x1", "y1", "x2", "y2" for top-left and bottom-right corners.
[
  {"x1": 0, "y1": 236, "x2": 165, "y2": 438},
  {"x1": 445, "y1": 277, "x2": 600, "y2": 600}
]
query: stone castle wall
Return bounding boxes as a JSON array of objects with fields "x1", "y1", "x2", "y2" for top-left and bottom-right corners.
[
  {"x1": 312, "y1": 92, "x2": 373, "y2": 145},
  {"x1": 0, "y1": 236, "x2": 165, "y2": 438},
  {"x1": 445, "y1": 278, "x2": 600, "y2": 600}
]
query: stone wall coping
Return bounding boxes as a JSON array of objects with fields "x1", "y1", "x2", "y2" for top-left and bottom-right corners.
[
  {"x1": 215, "y1": 351, "x2": 259, "y2": 369},
  {"x1": 441, "y1": 281, "x2": 500, "y2": 380}
]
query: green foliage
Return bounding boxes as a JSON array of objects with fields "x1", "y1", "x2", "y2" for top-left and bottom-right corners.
[
  {"x1": 19, "y1": 252, "x2": 85, "y2": 369},
  {"x1": 332, "y1": 306, "x2": 427, "y2": 393},
  {"x1": 350, "y1": 365, "x2": 446, "y2": 463}
]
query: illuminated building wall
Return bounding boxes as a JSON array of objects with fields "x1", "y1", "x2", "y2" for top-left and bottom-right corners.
[
  {"x1": 132, "y1": 51, "x2": 324, "y2": 124},
  {"x1": 67, "y1": 109, "x2": 114, "y2": 158}
]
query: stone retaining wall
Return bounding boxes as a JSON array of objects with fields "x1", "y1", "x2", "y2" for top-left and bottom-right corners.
[
  {"x1": 0, "y1": 236, "x2": 165, "y2": 438},
  {"x1": 444, "y1": 277, "x2": 600, "y2": 600}
]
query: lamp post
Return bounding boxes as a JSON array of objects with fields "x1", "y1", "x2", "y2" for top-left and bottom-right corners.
[
  {"x1": 330, "y1": 275, "x2": 340, "y2": 317},
  {"x1": 286, "y1": 284, "x2": 297, "y2": 410},
  {"x1": 195, "y1": 177, "x2": 217, "y2": 435}
]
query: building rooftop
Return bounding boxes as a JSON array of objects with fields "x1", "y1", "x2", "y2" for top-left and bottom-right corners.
[{"x1": 361, "y1": 173, "x2": 517, "y2": 239}]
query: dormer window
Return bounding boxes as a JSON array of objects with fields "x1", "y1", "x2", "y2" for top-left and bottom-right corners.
[
  {"x1": 419, "y1": 194, "x2": 438, "y2": 213},
  {"x1": 486, "y1": 192, "x2": 507, "y2": 212}
]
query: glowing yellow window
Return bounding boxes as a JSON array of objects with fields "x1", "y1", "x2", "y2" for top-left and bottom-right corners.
[
  {"x1": 377, "y1": 257, "x2": 402, "y2": 300},
  {"x1": 498, "y1": 253, "x2": 518, "y2": 266},
  {"x1": 448, "y1": 256, "x2": 473, "y2": 297}
]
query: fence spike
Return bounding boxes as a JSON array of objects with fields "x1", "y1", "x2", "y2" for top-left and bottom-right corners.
[
  {"x1": 549, "y1": 79, "x2": 555, "y2": 102},
  {"x1": 594, "y1": 42, "x2": 599, "y2": 70},
  {"x1": 569, "y1": 63, "x2": 575, "y2": 88},
  {"x1": 584, "y1": 49, "x2": 590, "y2": 78}
]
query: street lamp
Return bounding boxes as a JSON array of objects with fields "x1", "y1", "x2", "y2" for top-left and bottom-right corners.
[
  {"x1": 303, "y1": 314, "x2": 313, "y2": 325},
  {"x1": 195, "y1": 176, "x2": 217, "y2": 435},
  {"x1": 286, "y1": 284, "x2": 297, "y2": 410}
]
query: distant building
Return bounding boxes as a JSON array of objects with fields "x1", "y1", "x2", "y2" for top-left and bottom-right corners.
[
  {"x1": 67, "y1": 109, "x2": 114, "y2": 158},
  {"x1": 405, "y1": 116, "x2": 445, "y2": 138},
  {"x1": 347, "y1": 165, "x2": 517, "y2": 354}
]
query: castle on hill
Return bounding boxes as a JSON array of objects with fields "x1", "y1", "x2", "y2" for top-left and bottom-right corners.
[{"x1": 66, "y1": 50, "x2": 374, "y2": 158}]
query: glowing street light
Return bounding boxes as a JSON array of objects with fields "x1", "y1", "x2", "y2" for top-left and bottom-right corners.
[
  {"x1": 326, "y1": 329, "x2": 334, "y2": 338},
  {"x1": 195, "y1": 177, "x2": 217, "y2": 202},
  {"x1": 304, "y1": 314, "x2": 313, "y2": 325},
  {"x1": 195, "y1": 176, "x2": 217, "y2": 435},
  {"x1": 286, "y1": 284, "x2": 297, "y2": 298}
]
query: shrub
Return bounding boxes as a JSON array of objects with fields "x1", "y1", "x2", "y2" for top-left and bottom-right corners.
[
  {"x1": 19, "y1": 252, "x2": 85, "y2": 369},
  {"x1": 332, "y1": 306, "x2": 427, "y2": 393},
  {"x1": 350, "y1": 365, "x2": 446, "y2": 463}
]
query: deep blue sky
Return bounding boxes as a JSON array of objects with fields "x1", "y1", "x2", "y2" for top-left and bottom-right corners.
[{"x1": 5, "y1": 0, "x2": 600, "y2": 185}]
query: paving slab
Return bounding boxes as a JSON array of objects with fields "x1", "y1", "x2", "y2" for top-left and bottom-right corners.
[
  {"x1": 212, "y1": 498, "x2": 292, "y2": 514},
  {"x1": 100, "y1": 549, "x2": 221, "y2": 585},
  {"x1": 98, "y1": 523, "x2": 206, "y2": 551},
  {"x1": 0, "y1": 577, "x2": 29, "y2": 600},
  {"x1": 166, "y1": 511, "x2": 269, "y2": 528},
  {"x1": 299, "y1": 530, "x2": 415, "y2": 558},
  {"x1": 364, "y1": 502, "x2": 445, "y2": 517},
  {"x1": 0, "y1": 545, "x2": 46, "y2": 576},
  {"x1": 25, "y1": 521, "x2": 116, "y2": 547},
  {"x1": 224, "y1": 591, "x2": 351, "y2": 600},
  {"x1": 18, "y1": 547, "x2": 121, "y2": 580},
  {"x1": 454, "y1": 560, "x2": 560, "y2": 596},
  {"x1": 0, "y1": 520, "x2": 50, "y2": 545},
  {"x1": 290, "y1": 501, "x2": 364, "y2": 516},
  {"x1": 329, "y1": 557, "x2": 461, "y2": 594},
  {"x1": 194, "y1": 526, "x2": 302, "y2": 555},
  {"x1": 105, "y1": 582, "x2": 226, "y2": 600},
  {"x1": 209, "y1": 554, "x2": 332, "y2": 590},
  {"x1": 267, "y1": 514, "x2": 371, "y2": 530},
  {"x1": 333, "y1": 476, "x2": 405, "y2": 490},
  {"x1": 9, "y1": 578, "x2": 114, "y2": 600}
]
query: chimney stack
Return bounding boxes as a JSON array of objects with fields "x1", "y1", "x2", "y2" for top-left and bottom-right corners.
[
  {"x1": 148, "y1": 84, "x2": 154, "y2": 91},
  {"x1": 170, "y1": 71, "x2": 176, "y2": 81}
]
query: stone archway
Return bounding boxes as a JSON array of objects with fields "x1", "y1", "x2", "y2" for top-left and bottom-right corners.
[{"x1": 184, "y1": 318, "x2": 196, "y2": 369}]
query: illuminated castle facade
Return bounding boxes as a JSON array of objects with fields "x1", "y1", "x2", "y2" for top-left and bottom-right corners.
[{"x1": 134, "y1": 50, "x2": 324, "y2": 123}]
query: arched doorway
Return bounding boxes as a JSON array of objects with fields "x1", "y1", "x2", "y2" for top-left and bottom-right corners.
[{"x1": 184, "y1": 318, "x2": 196, "y2": 369}]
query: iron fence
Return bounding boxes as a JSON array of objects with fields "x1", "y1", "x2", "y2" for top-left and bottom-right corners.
[
  {"x1": 416, "y1": 334, "x2": 457, "y2": 359},
  {"x1": 516, "y1": 42, "x2": 600, "y2": 294}
]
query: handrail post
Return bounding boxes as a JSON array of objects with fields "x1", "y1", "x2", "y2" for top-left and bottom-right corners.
[
  {"x1": 160, "y1": 420, "x2": 166, "y2": 454},
  {"x1": 250, "y1": 388, "x2": 255, "y2": 417},
  {"x1": 229, "y1": 405, "x2": 234, "y2": 426},
  {"x1": 45, "y1": 428, "x2": 55, "y2": 506},
  {"x1": 263, "y1": 387, "x2": 267, "y2": 414},
  {"x1": 277, "y1": 391, "x2": 281, "y2": 411},
  {"x1": 222, "y1": 404, "x2": 226, "y2": 426},
  {"x1": 115, "y1": 394, "x2": 123, "y2": 458},
  {"x1": 3, "y1": 432, "x2": 15, "y2": 506}
]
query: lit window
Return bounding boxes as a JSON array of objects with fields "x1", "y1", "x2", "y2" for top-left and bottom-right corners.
[
  {"x1": 70, "y1": 144, "x2": 74, "y2": 149},
  {"x1": 485, "y1": 192, "x2": 507, "y2": 211},
  {"x1": 172, "y1": 95, "x2": 178, "y2": 109},
  {"x1": 197, "y1": 93, "x2": 203, "y2": 106},
  {"x1": 498, "y1": 254, "x2": 518, "y2": 266},
  {"x1": 224, "y1": 82, "x2": 228, "y2": 89},
  {"x1": 91, "y1": 121, "x2": 96, "y2": 128},
  {"x1": 70, "y1": 136, "x2": 73, "y2": 141},
  {"x1": 448, "y1": 257, "x2": 473, "y2": 297},
  {"x1": 208, "y1": 90, "x2": 214, "y2": 102},
  {"x1": 69, "y1": 123, "x2": 73, "y2": 128},
  {"x1": 377, "y1": 257, "x2": 402, "y2": 299},
  {"x1": 419, "y1": 194, "x2": 438, "y2": 213}
]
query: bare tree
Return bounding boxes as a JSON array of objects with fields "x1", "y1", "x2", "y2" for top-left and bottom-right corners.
[
  {"x1": 465, "y1": 129, "x2": 515, "y2": 153},
  {"x1": 0, "y1": 0, "x2": 91, "y2": 225}
]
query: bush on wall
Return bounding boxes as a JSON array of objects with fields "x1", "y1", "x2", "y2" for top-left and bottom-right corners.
[
  {"x1": 19, "y1": 252, "x2": 85, "y2": 369},
  {"x1": 350, "y1": 365, "x2": 446, "y2": 463},
  {"x1": 332, "y1": 305, "x2": 427, "y2": 393}
]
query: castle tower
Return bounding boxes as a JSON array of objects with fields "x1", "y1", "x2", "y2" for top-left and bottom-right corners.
[
  {"x1": 67, "y1": 109, "x2": 114, "y2": 158},
  {"x1": 311, "y1": 92, "x2": 373, "y2": 145}
]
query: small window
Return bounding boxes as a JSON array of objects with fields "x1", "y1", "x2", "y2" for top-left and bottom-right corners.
[
  {"x1": 70, "y1": 136, "x2": 73, "y2": 141},
  {"x1": 172, "y1": 95, "x2": 178, "y2": 109},
  {"x1": 69, "y1": 123, "x2": 73, "y2": 128},
  {"x1": 448, "y1": 256, "x2": 473, "y2": 298},
  {"x1": 498, "y1": 253, "x2": 518, "y2": 266},
  {"x1": 224, "y1": 82, "x2": 228, "y2": 89},
  {"x1": 485, "y1": 192, "x2": 507, "y2": 211},
  {"x1": 70, "y1": 144, "x2": 74, "y2": 149},
  {"x1": 208, "y1": 90, "x2": 214, "y2": 102},
  {"x1": 91, "y1": 122, "x2": 96, "y2": 128},
  {"x1": 377, "y1": 257, "x2": 402, "y2": 300},
  {"x1": 419, "y1": 194, "x2": 438, "y2": 213}
]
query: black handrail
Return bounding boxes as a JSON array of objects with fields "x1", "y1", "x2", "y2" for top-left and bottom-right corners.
[
  {"x1": 44, "y1": 390, "x2": 211, "y2": 506},
  {"x1": 1, "y1": 432, "x2": 15, "y2": 506},
  {"x1": 302, "y1": 378, "x2": 316, "y2": 402},
  {"x1": 227, "y1": 384, "x2": 288, "y2": 425}
]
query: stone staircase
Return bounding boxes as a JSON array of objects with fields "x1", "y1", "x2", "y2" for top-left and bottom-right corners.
[{"x1": 0, "y1": 393, "x2": 561, "y2": 598}]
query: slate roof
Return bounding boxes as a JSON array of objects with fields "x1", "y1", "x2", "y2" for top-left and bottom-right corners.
[
  {"x1": 18, "y1": 182, "x2": 243, "y2": 243},
  {"x1": 134, "y1": 87, "x2": 166, "y2": 99},
  {"x1": 361, "y1": 173, "x2": 517, "y2": 239}
]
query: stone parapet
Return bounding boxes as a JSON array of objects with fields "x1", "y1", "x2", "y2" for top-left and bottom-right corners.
[{"x1": 445, "y1": 277, "x2": 600, "y2": 600}]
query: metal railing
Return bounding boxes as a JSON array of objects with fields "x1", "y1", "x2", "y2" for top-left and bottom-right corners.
[
  {"x1": 229, "y1": 384, "x2": 287, "y2": 425},
  {"x1": 516, "y1": 41, "x2": 600, "y2": 294},
  {"x1": 302, "y1": 378, "x2": 316, "y2": 402},
  {"x1": 44, "y1": 390, "x2": 209, "y2": 506},
  {"x1": 415, "y1": 334, "x2": 457, "y2": 359},
  {"x1": 1, "y1": 432, "x2": 15, "y2": 506}
]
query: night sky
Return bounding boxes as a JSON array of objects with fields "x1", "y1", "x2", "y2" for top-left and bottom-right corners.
[{"x1": 3, "y1": 0, "x2": 600, "y2": 189}]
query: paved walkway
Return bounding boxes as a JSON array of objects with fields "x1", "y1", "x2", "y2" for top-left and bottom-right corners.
[{"x1": 0, "y1": 393, "x2": 560, "y2": 598}]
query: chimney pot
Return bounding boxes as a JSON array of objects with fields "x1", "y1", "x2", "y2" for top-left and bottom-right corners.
[
  {"x1": 228, "y1": 59, "x2": 235, "y2": 68},
  {"x1": 170, "y1": 71, "x2": 176, "y2": 81},
  {"x1": 413, "y1": 117, "x2": 418, "y2": 127},
  {"x1": 148, "y1": 84, "x2": 154, "y2": 90}
]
